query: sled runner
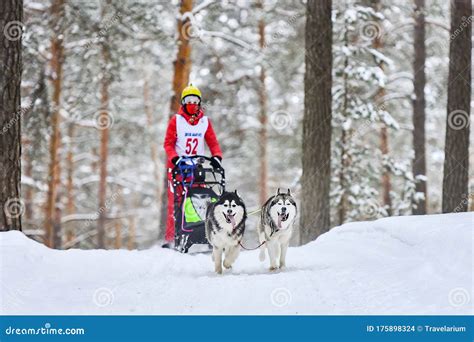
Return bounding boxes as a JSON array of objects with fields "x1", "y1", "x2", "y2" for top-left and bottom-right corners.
[{"x1": 171, "y1": 155, "x2": 225, "y2": 253}]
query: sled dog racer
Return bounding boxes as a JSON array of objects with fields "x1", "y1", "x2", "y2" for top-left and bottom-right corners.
[{"x1": 163, "y1": 84, "x2": 223, "y2": 247}]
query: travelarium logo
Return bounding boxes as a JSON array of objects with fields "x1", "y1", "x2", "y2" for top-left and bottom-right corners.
[{"x1": 366, "y1": 324, "x2": 466, "y2": 334}]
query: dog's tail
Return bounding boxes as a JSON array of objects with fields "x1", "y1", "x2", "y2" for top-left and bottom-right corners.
[{"x1": 258, "y1": 232, "x2": 266, "y2": 262}]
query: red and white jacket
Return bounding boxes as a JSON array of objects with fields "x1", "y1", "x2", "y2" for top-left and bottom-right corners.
[{"x1": 163, "y1": 106, "x2": 222, "y2": 167}]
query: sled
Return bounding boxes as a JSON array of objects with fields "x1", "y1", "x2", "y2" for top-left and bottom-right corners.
[{"x1": 171, "y1": 155, "x2": 225, "y2": 253}]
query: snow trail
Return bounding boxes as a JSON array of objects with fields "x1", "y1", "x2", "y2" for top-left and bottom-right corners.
[{"x1": 1, "y1": 213, "x2": 472, "y2": 315}]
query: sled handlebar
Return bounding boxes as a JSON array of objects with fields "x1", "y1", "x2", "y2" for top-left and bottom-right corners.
[
  {"x1": 173, "y1": 155, "x2": 222, "y2": 168},
  {"x1": 171, "y1": 155, "x2": 225, "y2": 183},
  {"x1": 175, "y1": 155, "x2": 215, "y2": 165}
]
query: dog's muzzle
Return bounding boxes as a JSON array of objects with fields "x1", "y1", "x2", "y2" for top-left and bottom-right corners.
[
  {"x1": 223, "y1": 212, "x2": 236, "y2": 224},
  {"x1": 278, "y1": 208, "x2": 289, "y2": 222}
]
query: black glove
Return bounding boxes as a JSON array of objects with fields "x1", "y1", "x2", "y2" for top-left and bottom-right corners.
[
  {"x1": 210, "y1": 156, "x2": 222, "y2": 169},
  {"x1": 172, "y1": 156, "x2": 182, "y2": 166}
]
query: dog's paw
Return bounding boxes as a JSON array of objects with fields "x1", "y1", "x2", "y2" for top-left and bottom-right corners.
[
  {"x1": 269, "y1": 266, "x2": 278, "y2": 272},
  {"x1": 215, "y1": 264, "x2": 223, "y2": 274},
  {"x1": 223, "y1": 262, "x2": 232, "y2": 269}
]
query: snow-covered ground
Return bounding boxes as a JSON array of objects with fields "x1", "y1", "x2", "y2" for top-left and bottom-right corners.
[{"x1": 1, "y1": 213, "x2": 472, "y2": 315}]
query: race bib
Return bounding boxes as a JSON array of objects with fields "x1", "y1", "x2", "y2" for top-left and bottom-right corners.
[{"x1": 175, "y1": 115, "x2": 209, "y2": 157}]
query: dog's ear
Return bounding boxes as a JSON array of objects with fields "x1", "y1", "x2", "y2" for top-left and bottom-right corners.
[
  {"x1": 234, "y1": 189, "x2": 239, "y2": 197},
  {"x1": 287, "y1": 188, "x2": 291, "y2": 195},
  {"x1": 276, "y1": 188, "x2": 281, "y2": 195}
]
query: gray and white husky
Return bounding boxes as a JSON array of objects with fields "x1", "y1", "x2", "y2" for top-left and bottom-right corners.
[
  {"x1": 258, "y1": 189, "x2": 297, "y2": 270},
  {"x1": 205, "y1": 191, "x2": 247, "y2": 274}
]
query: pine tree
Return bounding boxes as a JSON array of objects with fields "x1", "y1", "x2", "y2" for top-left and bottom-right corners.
[
  {"x1": 301, "y1": 0, "x2": 332, "y2": 244},
  {"x1": 169, "y1": 0, "x2": 193, "y2": 115},
  {"x1": 257, "y1": 0, "x2": 268, "y2": 206},
  {"x1": 44, "y1": 0, "x2": 65, "y2": 248},
  {"x1": 97, "y1": 0, "x2": 112, "y2": 249},
  {"x1": 0, "y1": 0, "x2": 23, "y2": 232},
  {"x1": 412, "y1": 0, "x2": 428, "y2": 214},
  {"x1": 159, "y1": 0, "x2": 194, "y2": 237},
  {"x1": 442, "y1": 0, "x2": 471, "y2": 212},
  {"x1": 332, "y1": 3, "x2": 389, "y2": 223}
]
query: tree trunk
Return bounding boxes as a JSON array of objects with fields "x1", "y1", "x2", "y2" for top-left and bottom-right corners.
[
  {"x1": 114, "y1": 219, "x2": 121, "y2": 249},
  {"x1": 144, "y1": 78, "x2": 163, "y2": 226},
  {"x1": 169, "y1": 0, "x2": 193, "y2": 115},
  {"x1": 372, "y1": 0, "x2": 392, "y2": 216},
  {"x1": 44, "y1": 0, "x2": 65, "y2": 247},
  {"x1": 338, "y1": 18, "x2": 350, "y2": 226},
  {"x1": 91, "y1": 147, "x2": 98, "y2": 173},
  {"x1": 0, "y1": 0, "x2": 23, "y2": 231},
  {"x1": 23, "y1": 144, "x2": 33, "y2": 221},
  {"x1": 23, "y1": 68, "x2": 47, "y2": 224},
  {"x1": 257, "y1": 0, "x2": 268, "y2": 205},
  {"x1": 379, "y1": 125, "x2": 392, "y2": 215},
  {"x1": 159, "y1": 0, "x2": 194, "y2": 235},
  {"x1": 53, "y1": 203, "x2": 62, "y2": 247},
  {"x1": 97, "y1": 9, "x2": 111, "y2": 249},
  {"x1": 65, "y1": 123, "x2": 75, "y2": 245},
  {"x1": 442, "y1": 0, "x2": 471, "y2": 212},
  {"x1": 158, "y1": 173, "x2": 168, "y2": 240},
  {"x1": 300, "y1": 0, "x2": 332, "y2": 244},
  {"x1": 338, "y1": 128, "x2": 349, "y2": 225},
  {"x1": 412, "y1": 0, "x2": 428, "y2": 215},
  {"x1": 128, "y1": 216, "x2": 136, "y2": 250}
]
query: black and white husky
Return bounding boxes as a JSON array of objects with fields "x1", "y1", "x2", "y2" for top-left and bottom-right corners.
[
  {"x1": 205, "y1": 191, "x2": 247, "y2": 274},
  {"x1": 258, "y1": 189, "x2": 297, "y2": 270}
]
